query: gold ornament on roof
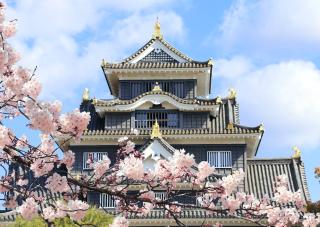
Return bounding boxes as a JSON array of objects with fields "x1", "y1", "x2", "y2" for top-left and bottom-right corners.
[
  {"x1": 152, "y1": 82, "x2": 162, "y2": 92},
  {"x1": 259, "y1": 123, "x2": 265, "y2": 132},
  {"x1": 228, "y1": 88, "x2": 237, "y2": 99},
  {"x1": 101, "y1": 59, "x2": 107, "y2": 67},
  {"x1": 292, "y1": 146, "x2": 301, "y2": 159},
  {"x1": 82, "y1": 88, "x2": 90, "y2": 101},
  {"x1": 152, "y1": 17, "x2": 163, "y2": 39},
  {"x1": 208, "y1": 58, "x2": 213, "y2": 66},
  {"x1": 215, "y1": 96, "x2": 222, "y2": 104},
  {"x1": 92, "y1": 97, "x2": 98, "y2": 105},
  {"x1": 151, "y1": 119, "x2": 162, "y2": 139},
  {"x1": 227, "y1": 123, "x2": 234, "y2": 130}
]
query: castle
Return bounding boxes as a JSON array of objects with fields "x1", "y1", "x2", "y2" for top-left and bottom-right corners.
[
  {"x1": 72, "y1": 21, "x2": 310, "y2": 226},
  {"x1": 0, "y1": 21, "x2": 310, "y2": 227}
]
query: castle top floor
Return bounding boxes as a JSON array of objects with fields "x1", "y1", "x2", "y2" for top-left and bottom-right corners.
[{"x1": 101, "y1": 20, "x2": 213, "y2": 99}]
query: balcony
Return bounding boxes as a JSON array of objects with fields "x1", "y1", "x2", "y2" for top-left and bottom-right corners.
[
  {"x1": 135, "y1": 110, "x2": 179, "y2": 129},
  {"x1": 105, "y1": 111, "x2": 209, "y2": 130}
]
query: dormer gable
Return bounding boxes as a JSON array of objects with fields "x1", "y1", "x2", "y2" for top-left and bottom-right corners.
[{"x1": 126, "y1": 38, "x2": 190, "y2": 64}]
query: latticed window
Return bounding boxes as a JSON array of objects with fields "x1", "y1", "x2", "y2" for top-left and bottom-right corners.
[
  {"x1": 135, "y1": 111, "x2": 179, "y2": 128},
  {"x1": 120, "y1": 80, "x2": 195, "y2": 99},
  {"x1": 83, "y1": 152, "x2": 108, "y2": 169},
  {"x1": 155, "y1": 192, "x2": 167, "y2": 201},
  {"x1": 207, "y1": 151, "x2": 232, "y2": 168},
  {"x1": 139, "y1": 48, "x2": 178, "y2": 63},
  {"x1": 100, "y1": 193, "x2": 116, "y2": 208}
]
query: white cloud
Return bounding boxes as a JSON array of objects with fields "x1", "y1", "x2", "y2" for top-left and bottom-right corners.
[
  {"x1": 215, "y1": 57, "x2": 320, "y2": 153},
  {"x1": 6, "y1": 0, "x2": 185, "y2": 104},
  {"x1": 214, "y1": 0, "x2": 320, "y2": 57}
]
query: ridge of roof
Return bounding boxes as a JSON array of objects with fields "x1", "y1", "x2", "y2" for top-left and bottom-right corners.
[
  {"x1": 121, "y1": 37, "x2": 197, "y2": 63},
  {"x1": 138, "y1": 137, "x2": 176, "y2": 155},
  {"x1": 94, "y1": 91, "x2": 234, "y2": 107},
  {"x1": 102, "y1": 61, "x2": 211, "y2": 69}
]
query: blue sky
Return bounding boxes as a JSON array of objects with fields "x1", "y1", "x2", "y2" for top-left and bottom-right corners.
[{"x1": 5, "y1": 0, "x2": 320, "y2": 201}]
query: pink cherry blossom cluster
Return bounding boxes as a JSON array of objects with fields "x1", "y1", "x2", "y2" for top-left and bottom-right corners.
[
  {"x1": 45, "y1": 173, "x2": 69, "y2": 193},
  {"x1": 0, "y1": 125, "x2": 12, "y2": 149},
  {"x1": 109, "y1": 216, "x2": 129, "y2": 227},
  {"x1": 219, "y1": 169, "x2": 245, "y2": 195},
  {"x1": 3, "y1": 197, "x2": 17, "y2": 209},
  {"x1": 196, "y1": 161, "x2": 215, "y2": 182},
  {"x1": 30, "y1": 157, "x2": 55, "y2": 177},
  {"x1": 119, "y1": 154, "x2": 144, "y2": 180},
  {"x1": 17, "y1": 198, "x2": 38, "y2": 220},
  {"x1": 59, "y1": 109, "x2": 90, "y2": 138},
  {"x1": 62, "y1": 150, "x2": 75, "y2": 169},
  {"x1": 93, "y1": 155, "x2": 111, "y2": 179},
  {"x1": 302, "y1": 213, "x2": 320, "y2": 227},
  {"x1": 42, "y1": 200, "x2": 89, "y2": 222}
]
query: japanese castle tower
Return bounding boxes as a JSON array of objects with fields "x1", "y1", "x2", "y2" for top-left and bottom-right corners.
[{"x1": 75, "y1": 21, "x2": 309, "y2": 226}]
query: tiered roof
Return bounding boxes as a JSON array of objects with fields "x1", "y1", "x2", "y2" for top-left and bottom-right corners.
[{"x1": 101, "y1": 21, "x2": 213, "y2": 97}]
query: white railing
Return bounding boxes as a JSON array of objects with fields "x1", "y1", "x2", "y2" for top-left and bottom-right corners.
[
  {"x1": 100, "y1": 193, "x2": 116, "y2": 208},
  {"x1": 207, "y1": 151, "x2": 232, "y2": 168},
  {"x1": 83, "y1": 152, "x2": 108, "y2": 169}
]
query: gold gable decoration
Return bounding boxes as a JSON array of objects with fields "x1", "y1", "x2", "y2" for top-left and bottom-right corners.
[
  {"x1": 152, "y1": 82, "x2": 162, "y2": 92},
  {"x1": 152, "y1": 18, "x2": 163, "y2": 39},
  {"x1": 151, "y1": 119, "x2": 162, "y2": 139}
]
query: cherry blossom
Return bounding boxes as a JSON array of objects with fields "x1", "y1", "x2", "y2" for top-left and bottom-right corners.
[
  {"x1": 62, "y1": 150, "x2": 75, "y2": 169},
  {"x1": 0, "y1": 182, "x2": 9, "y2": 192},
  {"x1": 67, "y1": 200, "x2": 90, "y2": 221},
  {"x1": 139, "y1": 190, "x2": 155, "y2": 201},
  {"x1": 93, "y1": 155, "x2": 111, "y2": 179},
  {"x1": 0, "y1": 125, "x2": 12, "y2": 148},
  {"x1": 21, "y1": 78, "x2": 42, "y2": 99},
  {"x1": 30, "y1": 157, "x2": 54, "y2": 177},
  {"x1": 17, "y1": 198, "x2": 38, "y2": 220},
  {"x1": 16, "y1": 178, "x2": 28, "y2": 186},
  {"x1": 3, "y1": 197, "x2": 17, "y2": 209},
  {"x1": 219, "y1": 169, "x2": 245, "y2": 195},
  {"x1": 45, "y1": 173, "x2": 69, "y2": 193},
  {"x1": 119, "y1": 154, "x2": 144, "y2": 180},
  {"x1": 16, "y1": 135, "x2": 28, "y2": 150},
  {"x1": 59, "y1": 109, "x2": 90, "y2": 138},
  {"x1": 196, "y1": 161, "x2": 215, "y2": 182},
  {"x1": 302, "y1": 213, "x2": 320, "y2": 227},
  {"x1": 109, "y1": 216, "x2": 129, "y2": 227},
  {"x1": 42, "y1": 206, "x2": 56, "y2": 222}
]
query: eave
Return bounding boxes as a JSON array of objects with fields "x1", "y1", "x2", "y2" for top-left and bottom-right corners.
[
  {"x1": 64, "y1": 130, "x2": 263, "y2": 158},
  {"x1": 102, "y1": 65, "x2": 212, "y2": 97},
  {"x1": 94, "y1": 91, "x2": 221, "y2": 115}
]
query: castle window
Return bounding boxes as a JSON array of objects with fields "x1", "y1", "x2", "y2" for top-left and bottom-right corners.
[
  {"x1": 155, "y1": 192, "x2": 167, "y2": 201},
  {"x1": 83, "y1": 152, "x2": 108, "y2": 169},
  {"x1": 207, "y1": 151, "x2": 232, "y2": 168},
  {"x1": 100, "y1": 193, "x2": 116, "y2": 208},
  {"x1": 135, "y1": 111, "x2": 179, "y2": 128}
]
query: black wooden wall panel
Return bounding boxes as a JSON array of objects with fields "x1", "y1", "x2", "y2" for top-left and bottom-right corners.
[{"x1": 105, "y1": 113, "x2": 131, "y2": 129}]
